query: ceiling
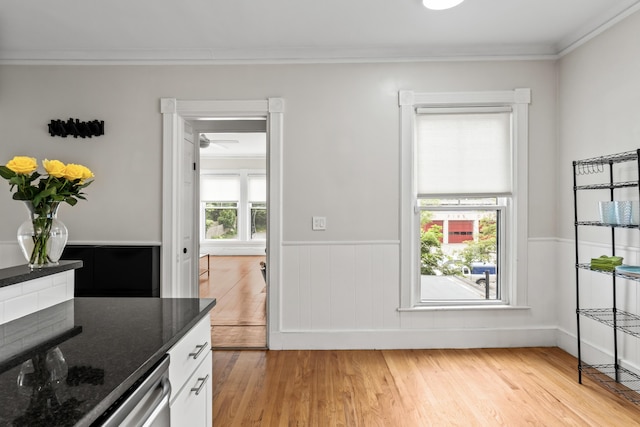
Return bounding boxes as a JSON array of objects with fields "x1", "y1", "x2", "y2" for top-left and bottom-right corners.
[
  {"x1": 200, "y1": 132, "x2": 266, "y2": 159},
  {"x1": 193, "y1": 118, "x2": 266, "y2": 158},
  {"x1": 1, "y1": 0, "x2": 639, "y2": 63}
]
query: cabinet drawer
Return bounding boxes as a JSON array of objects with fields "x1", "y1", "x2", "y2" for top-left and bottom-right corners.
[
  {"x1": 167, "y1": 315, "x2": 211, "y2": 397},
  {"x1": 170, "y1": 350, "x2": 212, "y2": 427}
]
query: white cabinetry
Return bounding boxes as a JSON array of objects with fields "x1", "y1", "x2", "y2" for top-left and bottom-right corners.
[{"x1": 168, "y1": 315, "x2": 212, "y2": 426}]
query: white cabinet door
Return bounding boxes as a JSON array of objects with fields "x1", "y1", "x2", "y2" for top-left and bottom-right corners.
[
  {"x1": 167, "y1": 314, "x2": 212, "y2": 427},
  {"x1": 170, "y1": 350, "x2": 212, "y2": 427},
  {"x1": 167, "y1": 315, "x2": 210, "y2": 395}
]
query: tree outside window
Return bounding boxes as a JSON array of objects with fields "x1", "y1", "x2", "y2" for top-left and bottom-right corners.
[{"x1": 205, "y1": 202, "x2": 238, "y2": 239}]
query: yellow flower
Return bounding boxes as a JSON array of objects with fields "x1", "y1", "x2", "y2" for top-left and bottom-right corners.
[
  {"x1": 63, "y1": 163, "x2": 85, "y2": 181},
  {"x1": 78, "y1": 164, "x2": 94, "y2": 180},
  {"x1": 43, "y1": 159, "x2": 66, "y2": 178},
  {"x1": 6, "y1": 156, "x2": 37, "y2": 174}
]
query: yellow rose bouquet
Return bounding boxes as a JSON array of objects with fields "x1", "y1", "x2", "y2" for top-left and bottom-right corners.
[{"x1": 0, "y1": 156, "x2": 94, "y2": 268}]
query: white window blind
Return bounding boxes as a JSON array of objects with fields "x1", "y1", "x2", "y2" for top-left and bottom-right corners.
[
  {"x1": 201, "y1": 175, "x2": 240, "y2": 201},
  {"x1": 415, "y1": 110, "x2": 512, "y2": 196},
  {"x1": 248, "y1": 175, "x2": 266, "y2": 202}
]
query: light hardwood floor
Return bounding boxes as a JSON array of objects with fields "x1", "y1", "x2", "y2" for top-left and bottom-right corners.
[
  {"x1": 212, "y1": 347, "x2": 640, "y2": 426},
  {"x1": 199, "y1": 255, "x2": 266, "y2": 349},
  {"x1": 204, "y1": 257, "x2": 640, "y2": 425}
]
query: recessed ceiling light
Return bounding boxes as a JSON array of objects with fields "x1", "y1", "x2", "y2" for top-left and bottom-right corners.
[{"x1": 422, "y1": 0, "x2": 464, "y2": 10}]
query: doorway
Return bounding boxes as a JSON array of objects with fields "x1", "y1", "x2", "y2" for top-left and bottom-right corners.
[
  {"x1": 194, "y1": 120, "x2": 267, "y2": 349},
  {"x1": 161, "y1": 97, "x2": 284, "y2": 351}
]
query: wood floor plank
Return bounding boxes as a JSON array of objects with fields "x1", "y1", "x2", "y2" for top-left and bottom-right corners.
[
  {"x1": 204, "y1": 259, "x2": 640, "y2": 424},
  {"x1": 211, "y1": 325, "x2": 266, "y2": 348},
  {"x1": 199, "y1": 255, "x2": 266, "y2": 348},
  {"x1": 212, "y1": 348, "x2": 640, "y2": 426}
]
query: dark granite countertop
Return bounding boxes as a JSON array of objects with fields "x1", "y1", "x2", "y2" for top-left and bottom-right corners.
[
  {"x1": 0, "y1": 261, "x2": 83, "y2": 288},
  {"x1": 0, "y1": 297, "x2": 216, "y2": 427}
]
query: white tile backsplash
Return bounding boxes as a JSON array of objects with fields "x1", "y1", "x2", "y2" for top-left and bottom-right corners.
[
  {"x1": 4, "y1": 294, "x2": 39, "y2": 323},
  {"x1": 0, "y1": 299, "x2": 75, "y2": 362},
  {"x1": 0, "y1": 283, "x2": 24, "y2": 301},
  {"x1": 38, "y1": 283, "x2": 70, "y2": 309},
  {"x1": 22, "y1": 276, "x2": 51, "y2": 294},
  {"x1": 0, "y1": 271, "x2": 75, "y2": 325}
]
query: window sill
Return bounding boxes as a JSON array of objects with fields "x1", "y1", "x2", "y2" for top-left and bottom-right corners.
[{"x1": 397, "y1": 304, "x2": 531, "y2": 312}]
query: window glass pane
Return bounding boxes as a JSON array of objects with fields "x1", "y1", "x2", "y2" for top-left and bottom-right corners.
[
  {"x1": 419, "y1": 202, "x2": 499, "y2": 302},
  {"x1": 416, "y1": 112, "x2": 511, "y2": 195},
  {"x1": 248, "y1": 175, "x2": 266, "y2": 202},
  {"x1": 201, "y1": 175, "x2": 240, "y2": 201},
  {"x1": 250, "y1": 202, "x2": 267, "y2": 240},
  {"x1": 204, "y1": 202, "x2": 238, "y2": 240}
]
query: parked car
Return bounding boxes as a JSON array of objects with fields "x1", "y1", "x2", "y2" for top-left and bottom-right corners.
[{"x1": 462, "y1": 262, "x2": 496, "y2": 284}]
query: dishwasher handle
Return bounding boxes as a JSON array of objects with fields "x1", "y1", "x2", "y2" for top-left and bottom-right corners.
[
  {"x1": 140, "y1": 376, "x2": 171, "y2": 427},
  {"x1": 100, "y1": 356, "x2": 171, "y2": 427}
]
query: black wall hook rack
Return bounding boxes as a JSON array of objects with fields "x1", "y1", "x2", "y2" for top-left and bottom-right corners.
[{"x1": 49, "y1": 119, "x2": 104, "y2": 138}]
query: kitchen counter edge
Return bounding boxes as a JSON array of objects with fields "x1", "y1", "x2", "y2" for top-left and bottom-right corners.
[{"x1": 0, "y1": 260, "x2": 83, "y2": 288}]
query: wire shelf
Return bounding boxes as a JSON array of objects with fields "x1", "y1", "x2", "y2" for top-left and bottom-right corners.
[
  {"x1": 576, "y1": 263, "x2": 640, "y2": 281},
  {"x1": 574, "y1": 151, "x2": 639, "y2": 166},
  {"x1": 574, "y1": 181, "x2": 639, "y2": 191},
  {"x1": 576, "y1": 221, "x2": 640, "y2": 229},
  {"x1": 578, "y1": 308, "x2": 640, "y2": 338},
  {"x1": 580, "y1": 363, "x2": 640, "y2": 403}
]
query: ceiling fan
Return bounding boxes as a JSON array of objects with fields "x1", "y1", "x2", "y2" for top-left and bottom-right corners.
[{"x1": 199, "y1": 134, "x2": 239, "y2": 149}]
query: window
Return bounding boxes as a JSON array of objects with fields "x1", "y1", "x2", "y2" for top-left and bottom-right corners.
[
  {"x1": 200, "y1": 171, "x2": 266, "y2": 242},
  {"x1": 399, "y1": 89, "x2": 530, "y2": 309},
  {"x1": 418, "y1": 198, "x2": 504, "y2": 302},
  {"x1": 248, "y1": 175, "x2": 267, "y2": 240},
  {"x1": 201, "y1": 175, "x2": 240, "y2": 240}
]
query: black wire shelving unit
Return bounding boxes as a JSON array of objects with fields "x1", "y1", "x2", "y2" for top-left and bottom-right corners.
[{"x1": 573, "y1": 149, "x2": 640, "y2": 404}]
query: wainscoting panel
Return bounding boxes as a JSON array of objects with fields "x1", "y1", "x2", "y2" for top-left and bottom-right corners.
[
  {"x1": 277, "y1": 239, "x2": 559, "y2": 349},
  {"x1": 281, "y1": 242, "x2": 400, "y2": 332}
]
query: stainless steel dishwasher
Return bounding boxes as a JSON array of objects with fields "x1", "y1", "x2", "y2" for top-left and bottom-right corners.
[{"x1": 101, "y1": 355, "x2": 171, "y2": 427}]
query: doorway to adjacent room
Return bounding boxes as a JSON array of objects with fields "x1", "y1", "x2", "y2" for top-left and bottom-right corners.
[
  {"x1": 194, "y1": 119, "x2": 267, "y2": 349},
  {"x1": 162, "y1": 97, "x2": 284, "y2": 350}
]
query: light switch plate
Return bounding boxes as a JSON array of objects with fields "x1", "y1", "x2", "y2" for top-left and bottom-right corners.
[{"x1": 312, "y1": 216, "x2": 326, "y2": 231}]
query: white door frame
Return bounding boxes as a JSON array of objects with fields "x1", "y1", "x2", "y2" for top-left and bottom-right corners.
[{"x1": 160, "y1": 98, "x2": 283, "y2": 347}]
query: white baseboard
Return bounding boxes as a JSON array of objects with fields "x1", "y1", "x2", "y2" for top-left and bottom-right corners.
[
  {"x1": 268, "y1": 327, "x2": 558, "y2": 350},
  {"x1": 202, "y1": 247, "x2": 266, "y2": 256},
  {"x1": 556, "y1": 326, "x2": 640, "y2": 379},
  {"x1": 556, "y1": 327, "x2": 578, "y2": 357}
]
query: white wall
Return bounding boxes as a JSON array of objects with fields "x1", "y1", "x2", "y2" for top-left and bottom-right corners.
[
  {"x1": 0, "y1": 59, "x2": 559, "y2": 348},
  {"x1": 0, "y1": 61, "x2": 557, "y2": 242},
  {"x1": 556, "y1": 10, "x2": 640, "y2": 367}
]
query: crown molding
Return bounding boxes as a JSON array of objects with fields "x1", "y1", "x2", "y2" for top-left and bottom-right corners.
[
  {"x1": 557, "y1": 1, "x2": 640, "y2": 57},
  {"x1": 0, "y1": 3, "x2": 637, "y2": 65},
  {"x1": 0, "y1": 45, "x2": 559, "y2": 65}
]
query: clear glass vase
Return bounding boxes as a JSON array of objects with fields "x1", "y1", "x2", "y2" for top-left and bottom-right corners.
[{"x1": 17, "y1": 201, "x2": 68, "y2": 269}]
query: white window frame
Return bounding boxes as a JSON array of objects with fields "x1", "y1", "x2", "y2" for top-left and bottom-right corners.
[
  {"x1": 247, "y1": 174, "x2": 267, "y2": 241},
  {"x1": 200, "y1": 169, "x2": 266, "y2": 243},
  {"x1": 399, "y1": 89, "x2": 530, "y2": 310}
]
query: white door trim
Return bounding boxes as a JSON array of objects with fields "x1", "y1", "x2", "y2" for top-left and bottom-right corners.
[{"x1": 161, "y1": 97, "x2": 283, "y2": 347}]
